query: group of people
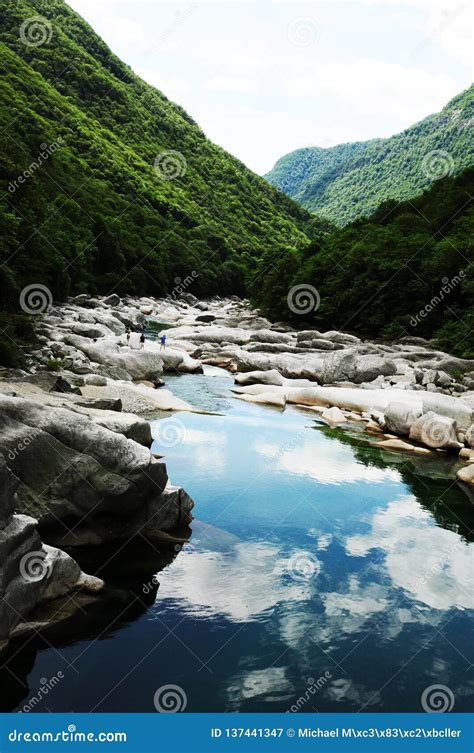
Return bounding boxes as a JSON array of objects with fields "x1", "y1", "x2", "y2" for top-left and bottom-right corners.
[{"x1": 125, "y1": 328, "x2": 166, "y2": 350}]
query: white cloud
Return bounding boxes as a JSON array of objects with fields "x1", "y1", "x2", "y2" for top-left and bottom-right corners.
[
  {"x1": 346, "y1": 495, "x2": 474, "y2": 611},
  {"x1": 159, "y1": 540, "x2": 314, "y2": 622},
  {"x1": 65, "y1": 1, "x2": 471, "y2": 173},
  {"x1": 256, "y1": 438, "x2": 400, "y2": 484},
  {"x1": 205, "y1": 76, "x2": 259, "y2": 94},
  {"x1": 283, "y1": 60, "x2": 459, "y2": 124}
]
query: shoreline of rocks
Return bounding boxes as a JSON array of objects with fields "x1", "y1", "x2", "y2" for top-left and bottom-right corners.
[
  {"x1": 0, "y1": 294, "x2": 201, "y2": 655},
  {"x1": 1, "y1": 291, "x2": 473, "y2": 654}
]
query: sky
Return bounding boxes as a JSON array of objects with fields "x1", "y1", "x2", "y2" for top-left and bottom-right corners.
[{"x1": 66, "y1": 0, "x2": 472, "y2": 174}]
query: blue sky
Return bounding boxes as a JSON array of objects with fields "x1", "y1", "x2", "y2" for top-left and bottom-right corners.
[{"x1": 67, "y1": 1, "x2": 472, "y2": 174}]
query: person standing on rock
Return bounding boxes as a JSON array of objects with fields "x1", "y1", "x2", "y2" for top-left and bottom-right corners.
[
  {"x1": 126, "y1": 328, "x2": 131, "y2": 347},
  {"x1": 160, "y1": 334, "x2": 166, "y2": 350},
  {"x1": 140, "y1": 331, "x2": 146, "y2": 350}
]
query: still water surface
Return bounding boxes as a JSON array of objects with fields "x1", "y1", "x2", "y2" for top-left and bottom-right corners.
[{"x1": 3, "y1": 366, "x2": 473, "y2": 712}]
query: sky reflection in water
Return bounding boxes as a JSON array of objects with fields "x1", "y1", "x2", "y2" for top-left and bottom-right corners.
[{"x1": 9, "y1": 367, "x2": 473, "y2": 713}]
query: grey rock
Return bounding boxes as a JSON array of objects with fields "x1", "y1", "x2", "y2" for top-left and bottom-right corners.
[
  {"x1": 409, "y1": 411, "x2": 461, "y2": 450},
  {"x1": 102, "y1": 294, "x2": 121, "y2": 306},
  {"x1": 196, "y1": 314, "x2": 216, "y2": 323},
  {"x1": 0, "y1": 396, "x2": 168, "y2": 527},
  {"x1": 384, "y1": 401, "x2": 423, "y2": 436},
  {"x1": 83, "y1": 374, "x2": 108, "y2": 386}
]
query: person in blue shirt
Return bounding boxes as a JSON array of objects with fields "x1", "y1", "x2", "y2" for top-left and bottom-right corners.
[{"x1": 160, "y1": 334, "x2": 166, "y2": 350}]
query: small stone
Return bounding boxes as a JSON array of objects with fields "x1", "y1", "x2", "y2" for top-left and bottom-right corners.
[
  {"x1": 457, "y1": 464, "x2": 474, "y2": 485},
  {"x1": 321, "y1": 406, "x2": 347, "y2": 424},
  {"x1": 378, "y1": 439, "x2": 415, "y2": 452}
]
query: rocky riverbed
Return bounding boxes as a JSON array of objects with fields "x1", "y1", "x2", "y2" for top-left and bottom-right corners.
[{"x1": 1, "y1": 292, "x2": 473, "y2": 655}]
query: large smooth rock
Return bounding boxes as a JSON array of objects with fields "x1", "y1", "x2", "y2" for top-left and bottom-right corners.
[
  {"x1": 231, "y1": 384, "x2": 473, "y2": 432},
  {"x1": 0, "y1": 456, "x2": 18, "y2": 524},
  {"x1": 249, "y1": 330, "x2": 294, "y2": 344},
  {"x1": 0, "y1": 458, "x2": 103, "y2": 646},
  {"x1": 234, "y1": 369, "x2": 285, "y2": 387},
  {"x1": 408, "y1": 412, "x2": 461, "y2": 450},
  {"x1": 457, "y1": 464, "x2": 474, "y2": 485},
  {"x1": 0, "y1": 395, "x2": 168, "y2": 526},
  {"x1": 384, "y1": 401, "x2": 423, "y2": 436},
  {"x1": 83, "y1": 408, "x2": 153, "y2": 447},
  {"x1": 64, "y1": 335, "x2": 164, "y2": 380}
]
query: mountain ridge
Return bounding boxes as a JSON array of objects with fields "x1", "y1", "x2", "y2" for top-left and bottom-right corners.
[
  {"x1": 0, "y1": 0, "x2": 323, "y2": 313},
  {"x1": 265, "y1": 87, "x2": 474, "y2": 225}
]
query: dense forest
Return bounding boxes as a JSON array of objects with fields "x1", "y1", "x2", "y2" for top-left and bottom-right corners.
[
  {"x1": 0, "y1": 0, "x2": 472, "y2": 365},
  {"x1": 0, "y1": 0, "x2": 328, "y2": 363},
  {"x1": 266, "y1": 87, "x2": 474, "y2": 225},
  {"x1": 253, "y1": 167, "x2": 474, "y2": 358}
]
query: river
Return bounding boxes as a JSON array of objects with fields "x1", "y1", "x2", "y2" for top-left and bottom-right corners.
[{"x1": 2, "y1": 366, "x2": 473, "y2": 713}]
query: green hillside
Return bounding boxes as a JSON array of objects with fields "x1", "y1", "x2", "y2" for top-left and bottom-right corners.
[
  {"x1": 0, "y1": 0, "x2": 321, "y2": 323},
  {"x1": 266, "y1": 88, "x2": 474, "y2": 225},
  {"x1": 253, "y1": 167, "x2": 474, "y2": 358}
]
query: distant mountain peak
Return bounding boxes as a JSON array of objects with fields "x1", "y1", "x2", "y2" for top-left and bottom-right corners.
[{"x1": 265, "y1": 86, "x2": 474, "y2": 225}]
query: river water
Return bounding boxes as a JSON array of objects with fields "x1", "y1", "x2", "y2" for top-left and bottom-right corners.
[{"x1": 2, "y1": 367, "x2": 473, "y2": 713}]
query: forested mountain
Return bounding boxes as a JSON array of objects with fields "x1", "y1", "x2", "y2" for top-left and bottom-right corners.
[
  {"x1": 253, "y1": 167, "x2": 473, "y2": 358},
  {"x1": 266, "y1": 88, "x2": 474, "y2": 225},
  {"x1": 0, "y1": 0, "x2": 472, "y2": 366},
  {"x1": 0, "y1": 0, "x2": 322, "y2": 313}
]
